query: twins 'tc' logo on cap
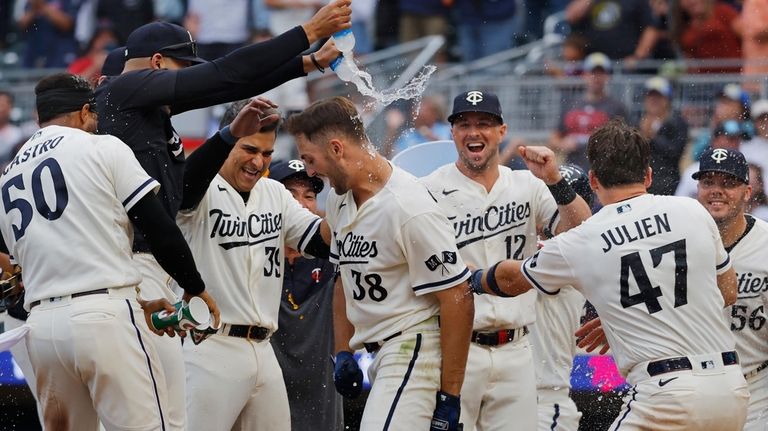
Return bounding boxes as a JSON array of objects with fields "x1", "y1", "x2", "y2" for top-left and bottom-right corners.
[
  {"x1": 288, "y1": 160, "x2": 305, "y2": 171},
  {"x1": 466, "y1": 91, "x2": 483, "y2": 106},
  {"x1": 711, "y1": 149, "x2": 729, "y2": 164}
]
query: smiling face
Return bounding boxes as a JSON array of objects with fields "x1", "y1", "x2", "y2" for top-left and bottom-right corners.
[
  {"x1": 450, "y1": 111, "x2": 506, "y2": 174},
  {"x1": 219, "y1": 131, "x2": 275, "y2": 192},
  {"x1": 295, "y1": 132, "x2": 349, "y2": 194},
  {"x1": 697, "y1": 172, "x2": 751, "y2": 225}
]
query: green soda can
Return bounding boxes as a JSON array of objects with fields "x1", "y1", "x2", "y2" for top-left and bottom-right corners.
[{"x1": 151, "y1": 296, "x2": 210, "y2": 331}]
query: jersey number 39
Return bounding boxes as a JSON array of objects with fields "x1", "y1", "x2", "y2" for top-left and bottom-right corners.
[{"x1": 2, "y1": 158, "x2": 69, "y2": 241}]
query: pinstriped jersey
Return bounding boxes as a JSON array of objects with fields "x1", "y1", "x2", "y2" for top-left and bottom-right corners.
[
  {"x1": 521, "y1": 194, "x2": 735, "y2": 379},
  {"x1": 421, "y1": 164, "x2": 559, "y2": 330},
  {"x1": 725, "y1": 215, "x2": 768, "y2": 376},
  {"x1": 326, "y1": 166, "x2": 470, "y2": 350},
  {"x1": 176, "y1": 176, "x2": 320, "y2": 331},
  {"x1": 0, "y1": 125, "x2": 159, "y2": 309}
]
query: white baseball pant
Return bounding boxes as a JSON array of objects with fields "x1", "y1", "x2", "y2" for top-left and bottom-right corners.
[
  {"x1": 612, "y1": 353, "x2": 749, "y2": 430},
  {"x1": 460, "y1": 336, "x2": 538, "y2": 431},
  {"x1": 26, "y1": 288, "x2": 169, "y2": 431},
  {"x1": 744, "y1": 367, "x2": 768, "y2": 431},
  {"x1": 537, "y1": 388, "x2": 581, "y2": 431},
  {"x1": 361, "y1": 318, "x2": 442, "y2": 431},
  {"x1": 133, "y1": 252, "x2": 186, "y2": 431},
  {"x1": 184, "y1": 333, "x2": 290, "y2": 431}
]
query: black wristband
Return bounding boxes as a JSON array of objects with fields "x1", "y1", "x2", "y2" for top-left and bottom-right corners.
[
  {"x1": 486, "y1": 262, "x2": 512, "y2": 298},
  {"x1": 310, "y1": 53, "x2": 325, "y2": 73},
  {"x1": 547, "y1": 178, "x2": 578, "y2": 206}
]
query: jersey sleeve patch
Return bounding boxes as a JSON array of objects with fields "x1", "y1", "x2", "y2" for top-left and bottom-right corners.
[{"x1": 122, "y1": 178, "x2": 160, "y2": 211}]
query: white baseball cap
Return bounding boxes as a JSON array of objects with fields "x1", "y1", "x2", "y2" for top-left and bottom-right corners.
[
  {"x1": 752, "y1": 99, "x2": 768, "y2": 119},
  {"x1": 644, "y1": 77, "x2": 671, "y2": 98}
]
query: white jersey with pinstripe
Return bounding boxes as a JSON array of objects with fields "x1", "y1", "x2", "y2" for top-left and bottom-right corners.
[
  {"x1": 326, "y1": 165, "x2": 470, "y2": 350},
  {"x1": 521, "y1": 194, "x2": 735, "y2": 378},
  {"x1": 176, "y1": 175, "x2": 320, "y2": 331},
  {"x1": 0, "y1": 125, "x2": 159, "y2": 308}
]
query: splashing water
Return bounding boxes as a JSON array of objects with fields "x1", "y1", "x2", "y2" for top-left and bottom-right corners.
[{"x1": 339, "y1": 56, "x2": 437, "y2": 107}]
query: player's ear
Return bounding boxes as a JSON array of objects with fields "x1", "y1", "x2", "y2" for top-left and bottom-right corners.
[
  {"x1": 588, "y1": 170, "x2": 599, "y2": 192},
  {"x1": 644, "y1": 167, "x2": 652, "y2": 189},
  {"x1": 328, "y1": 139, "x2": 343, "y2": 158},
  {"x1": 150, "y1": 53, "x2": 164, "y2": 70}
]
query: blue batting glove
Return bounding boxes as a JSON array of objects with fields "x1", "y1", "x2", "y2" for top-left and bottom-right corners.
[
  {"x1": 333, "y1": 351, "x2": 363, "y2": 399},
  {"x1": 468, "y1": 269, "x2": 485, "y2": 295},
  {"x1": 430, "y1": 390, "x2": 463, "y2": 431}
]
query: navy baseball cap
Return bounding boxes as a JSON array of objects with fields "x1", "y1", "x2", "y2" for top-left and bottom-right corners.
[
  {"x1": 692, "y1": 148, "x2": 749, "y2": 184},
  {"x1": 269, "y1": 160, "x2": 324, "y2": 194},
  {"x1": 102, "y1": 46, "x2": 126, "y2": 76},
  {"x1": 447, "y1": 91, "x2": 503, "y2": 124},
  {"x1": 125, "y1": 21, "x2": 206, "y2": 64}
]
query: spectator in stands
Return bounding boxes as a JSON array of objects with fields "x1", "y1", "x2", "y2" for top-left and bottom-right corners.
[
  {"x1": 17, "y1": 0, "x2": 80, "y2": 68},
  {"x1": 154, "y1": 0, "x2": 187, "y2": 25},
  {"x1": 747, "y1": 163, "x2": 768, "y2": 220},
  {"x1": 549, "y1": 52, "x2": 628, "y2": 169},
  {"x1": 350, "y1": 0, "x2": 375, "y2": 54},
  {"x1": 740, "y1": 99, "x2": 768, "y2": 177},
  {"x1": 564, "y1": 0, "x2": 655, "y2": 59},
  {"x1": 522, "y1": 0, "x2": 569, "y2": 42},
  {"x1": 740, "y1": 0, "x2": 768, "y2": 78},
  {"x1": 389, "y1": 95, "x2": 452, "y2": 156},
  {"x1": 67, "y1": 23, "x2": 119, "y2": 85},
  {"x1": 544, "y1": 33, "x2": 588, "y2": 77},
  {"x1": 672, "y1": 0, "x2": 741, "y2": 73},
  {"x1": 624, "y1": 0, "x2": 677, "y2": 68},
  {"x1": 0, "y1": 91, "x2": 21, "y2": 165},
  {"x1": 638, "y1": 77, "x2": 689, "y2": 195},
  {"x1": 676, "y1": 119, "x2": 748, "y2": 197},
  {"x1": 185, "y1": 0, "x2": 253, "y2": 60},
  {"x1": 96, "y1": 0, "x2": 154, "y2": 44},
  {"x1": 398, "y1": 0, "x2": 450, "y2": 59},
  {"x1": 453, "y1": 0, "x2": 517, "y2": 62},
  {"x1": 691, "y1": 83, "x2": 752, "y2": 161},
  {"x1": 374, "y1": 0, "x2": 400, "y2": 50}
]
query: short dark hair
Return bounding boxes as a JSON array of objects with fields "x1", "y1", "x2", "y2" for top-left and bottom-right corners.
[
  {"x1": 35, "y1": 73, "x2": 94, "y2": 124},
  {"x1": 285, "y1": 96, "x2": 367, "y2": 144},
  {"x1": 587, "y1": 119, "x2": 650, "y2": 187},
  {"x1": 219, "y1": 99, "x2": 281, "y2": 134}
]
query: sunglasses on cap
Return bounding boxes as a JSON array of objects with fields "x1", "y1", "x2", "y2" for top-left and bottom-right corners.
[{"x1": 158, "y1": 41, "x2": 198, "y2": 58}]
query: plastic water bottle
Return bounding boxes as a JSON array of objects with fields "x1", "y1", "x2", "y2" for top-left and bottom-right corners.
[
  {"x1": 332, "y1": 28, "x2": 355, "y2": 53},
  {"x1": 330, "y1": 55, "x2": 356, "y2": 83}
]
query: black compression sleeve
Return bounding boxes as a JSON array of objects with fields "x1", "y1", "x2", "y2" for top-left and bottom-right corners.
[
  {"x1": 181, "y1": 131, "x2": 234, "y2": 211},
  {"x1": 303, "y1": 229, "x2": 330, "y2": 259},
  {"x1": 128, "y1": 193, "x2": 205, "y2": 295}
]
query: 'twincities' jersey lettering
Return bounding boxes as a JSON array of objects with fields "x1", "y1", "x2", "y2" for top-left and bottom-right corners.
[
  {"x1": 600, "y1": 213, "x2": 671, "y2": 253},
  {"x1": 336, "y1": 231, "x2": 378, "y2": 261},
  {"x1": 3, "y1": 134, "x2": 64, "y2": 175},
  {"x1": 737, "y1": 272, "x2": 768, "y2": 297},
  {"x1": 209, "y1": 209, "x2": 283, "y2": 242},
  {"x1": 450, "y1": 201, "x2": 532, "y2": 240}
]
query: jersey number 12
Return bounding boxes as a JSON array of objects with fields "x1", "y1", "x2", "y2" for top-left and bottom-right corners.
[
  {"x1": 620, "y1": 239, "x2": 688, "y2": 314},
  {"x1": 2, "y1": 158, "x2": 69, "y2": 241}
]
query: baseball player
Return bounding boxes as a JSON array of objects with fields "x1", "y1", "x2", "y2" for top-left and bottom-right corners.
[
  {"x1": 95, "y1": 4, "x2": 350, "y2": 428},
  {"x1": 420, "y1": 91, "x2": 591, "y2": 431},
  {"x1": 0, "y1": 72, "x2": 217, "y2": 431},
  {"x1": 175, "y1": 99, "x2": 331, "y2": 431},
  {"x1": 286, "y1": 96, "x2": 474, "y2": 431},
  {"x1": 694, "y1": 148, "x2": 768, "y2": 431},
  {"x1": 469, "y1": 119, "x2": 749, "y2": 430},
  {"x1": 530, "y1": 164, "x2": 595, "y2": 431},
  {"x1": 268, "y1": 159, "x2": 344, "y2": 431}
]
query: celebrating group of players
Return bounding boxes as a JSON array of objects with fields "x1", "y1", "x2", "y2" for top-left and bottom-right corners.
[{"x1": 0, "y1": 0, "x2": 765, "y2": 429}]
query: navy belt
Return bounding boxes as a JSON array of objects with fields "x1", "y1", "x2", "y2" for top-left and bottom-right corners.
[
  {"x1": 471, "y1": 326, "x2": 529, "y2": 347},
  {"x1": 647, "y1": 351, "x2": 739, "y2": 377},
  {"x1": 363, "y1": 331, "x2": 403, "y2": 354},
  {"x1": 227, "y1": 324, "x2": 270, "y2": 341},
  {"x1": 29, "y1": 288, "x2": 110, "y2": 310}
]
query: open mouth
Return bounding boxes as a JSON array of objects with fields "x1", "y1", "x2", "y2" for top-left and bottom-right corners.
[
  {"x1": 467, "y1": 142, "x2": 485, "y2": 153},
  {"x1": 242, "y1": 167, "x2": 260, "y2": 180}
]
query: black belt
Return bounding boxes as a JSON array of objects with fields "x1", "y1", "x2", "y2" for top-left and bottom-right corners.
[
  {"x1": 227, "y1": 324, "x2": 270, "y2": 341},
  {"x1": 471, "y1": 326, "x2": 529, "y2": 347},
  {"x1": 363, "y1": 331, "x2": 403, "y2": 354},
  {"x1": 29, "y1": 288, "x2": 110, "y2": 310},
  {"x1": 647, "y1": 351, "x2": 739, "y2": 377},
  {"x1": 745, "y1": 359, "x2": 768, "y2": 380}
]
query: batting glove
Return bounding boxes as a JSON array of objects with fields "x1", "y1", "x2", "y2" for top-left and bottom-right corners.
[
  {"x1": 333, "y1": 351, "x2": 363, "y2": 399},
  {"x1": 430, "y1": 391, "x2": 463, "y2": 431},
  {"x1": 468, "y1": 269, "x2": 485, "y2": 295}
]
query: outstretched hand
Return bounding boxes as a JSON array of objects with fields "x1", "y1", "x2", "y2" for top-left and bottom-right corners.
[
  {"x1": 136, "y1": 291, "x2": 181, "y2": 338},
  {"x1": 517, "y1": 146, "x2": 562, "y2": 185},
  {"x1": 183, "y1": 290, "x2": 221, "y2": 330},
  {"x1": 303, "y1": 0, "x2": 352, "y2": 44},
  {"x1": 229, "y1": 97, "x2": 279, "y2": 139}
]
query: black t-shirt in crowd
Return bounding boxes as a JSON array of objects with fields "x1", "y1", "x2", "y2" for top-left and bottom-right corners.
[{"x1": 96, "y1": 26, "x2": 309, "y2": 252}]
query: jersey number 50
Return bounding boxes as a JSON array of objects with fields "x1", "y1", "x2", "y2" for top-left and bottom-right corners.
[
  {"x1": 2, "y1": 158, "x2": 69, "y2": 241},
  {"x1": 620, "y1": 239, "x2": 688, "y2": 314}
]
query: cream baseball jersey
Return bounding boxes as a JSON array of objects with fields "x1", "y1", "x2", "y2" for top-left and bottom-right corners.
[
  {"x1": 521, "y1": 194, "x2": 735, "y2": 379},
  {"x1": 0, "y1": 125, "x2": 159, "y2": 309},
  {"x1": 326, "y1": 166, "x2": 470, "y2": 350},
  {"x1": 725, "y1": 215, "x2": 768, "y2": 376},
  {"x1": 176, "y1": 175, "x2": 320, "y2": 330},
  {"x1": 422, "y1": 164, "x2": 559, "y2": 330}
]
